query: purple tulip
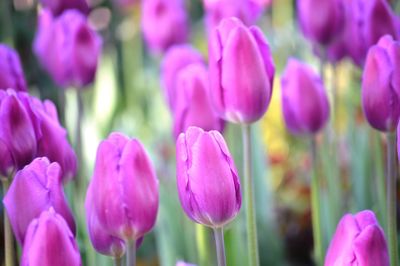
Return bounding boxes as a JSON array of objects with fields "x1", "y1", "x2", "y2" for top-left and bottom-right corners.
[
  {"x1": 161, "y1": 45, "x2": 204, "y2": 111},
  {"x1": 0, "y1": 44, "x2": 28, "y2": 92},
  {"x1": 280, "y1": 59, "x2": 330, "y2": 135},
  {"x1": 86, "y1": 132, "x2": 159, "y2": 243},
  {"x1": 21, "y1": 208, "x2": 81, "y2": 266},
  {"x1": 34, "y1": 9, "x2": 102, "y2": 88},
  {"x1": 173, "y1": 63, "x2": 224, "y2": 138},
  {"x1": 141, "y1": 0, "x2": 189, "y2": 53},
  {"x1": 39, "y1": 0, "x2": 89, "y2": 16},
  {"x1": 209, "y1": 17, "x2": 275, "y2": 124},
  {"x1": 325, "y1": 210, "x2": 389, "y2": 266},
  {"x1": 361, "y1": 35, "x2": 400, "y2": 132},
  {"x1": 3, "y1": 157, "x2": 75, "y2": 244},
  {"x1": 176, "y1": 127, "x2": 241, "y2": 227}
]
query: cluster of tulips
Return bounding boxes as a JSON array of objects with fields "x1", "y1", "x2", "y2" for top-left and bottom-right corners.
[{"x1": 1, "y1": 0, "x2": 400, "y2": 265}]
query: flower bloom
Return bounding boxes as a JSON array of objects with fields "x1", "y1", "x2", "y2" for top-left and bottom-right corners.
[{"x1": 0, "y1": 44, "x2": 27, "y2": 92}]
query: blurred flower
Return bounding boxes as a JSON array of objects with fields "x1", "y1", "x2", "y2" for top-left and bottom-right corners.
[
  {"x1": 325, "y1": 210, "x2": 389, "y2": 266},
  {"x1": 280, "y1": 59, "x2": 330, "y2": 135},
  {"x1": 173, "y1": 63, "x2": 224, "y2": 139},
  {"x1": 141, "y1": 0, "x2": 189, "y2": 53},
  {"x1": 0, "y1": 44, "x2": 28, "y2": 92},
  {"x1": 3, "y1": 157, "x2": 75, "y2": 244},
  {"x1": 39, "y1": 0, "x2": 89, "y2": 16},
  {"x1": 208, "y1": 17, "x2": 275, "y2": 124},
  {"x1": 21, "y1": 208, "x2": 81, "y2": 266},
  {"x1": 34, "y1": 9, "x2": 102, "y2": 88},
  {"x1": 176, "y1": 261, "x2": 197, "y2": 266},
  {"x1": 361, "y1": 35, "x2": 400, "y2": 132},
  {"x1": 176, "y1": 127, "x2": 241, "y2": 227},
  {"x1": 161, "y1": 45, "x2": 204, "y2": 111},
  {"x1": 86, "y1": 132, "x2": 159, "y2": 244}
]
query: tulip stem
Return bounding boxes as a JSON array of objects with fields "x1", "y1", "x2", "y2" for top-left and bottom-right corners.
[
  {"x1": 75, "y1": 89, "x2": 84, "y2": 180},
  {"x1": 310, "y1": 137, "x2": 323, "y2": 266},
  {"x1": 241, "y1": 125, "x2": 259, "y2": 266},
  {"x1": 126, "y1": 240, "x2": 136, "y2": 266},
  {"x1": 2, "y1": 178, "x2": 14, "y2": 266},
  {"x1": 386, "y1": 132, "x2": 398, "y2": 266},
  {"x1": 213, "y1": 227, "x2": 226, "y2": 266},
  {"x1": 113, "y1": 256, "x2": 122, "y2": 266}
]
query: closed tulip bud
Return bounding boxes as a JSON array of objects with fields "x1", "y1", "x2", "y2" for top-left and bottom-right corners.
[
  {"x1": 141, "y1": 0, "x2": 189, "y2": 53},
  {"x1": 87, "y1": 132, "x2": 159, "y2": 242},
  {"x1": 21, "y1": 208, "x2": 81, "y2": 266},
  {"x1": 0, "y1": 44, "x2": 28, "y2": 92},
  {"x1": 173, "y1": 63, "x2": 224, "y2": 138},
  {"x1": 325, "y1": 210, "x2": 389, "y2": 266},
  {"x1": 34, "y1": 9, "x2": 102, "y2": 88},
  {"x1": 161, "y1": 45, "x2": 204, "y2": 111},
  {"x1": 361, "y1": 35, "x2": 400, "y2": 132},
  {"x1": 280, "y1": 59, "x2": 330, "y2": 135},
  {"x1": 39, "y1": 0, "x2": 89, "y2": 16},
  {"x1": 209, "y1": 17, "x2": 275, "y2": 124},
  {"x1": 176, "y1": 127, "x2": 241, "y2": 227},
  {"x1": 3, "y1": 157, "x2": 75, "y2": 244}
]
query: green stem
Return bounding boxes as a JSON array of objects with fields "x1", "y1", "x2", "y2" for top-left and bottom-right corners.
[
  {"x1": 126, "y1": 240, "x2": 136, "y2": 266},
  {"x1": 241, "y1": 125, "x2": 259, "y2": 266},
  {"x1": 195, "y1": 223, "x2": 211, "y2": 266},
  {"x1": 213, "y1": 227, "x2": 226, "y2": 266},
  {"x1": 310, "y1": 137, "x2": 323, "y2": 266},
  {"x1": 75, "y1": 89, "x2": 84, "y2": 184},
  {"x1": 386, "y1": 132, "x2": 398, "y2": 266},
  {"x1": 113, "y1": 256, "x2": 122, "y2": 266},
  {"x1": 2, "y1": 178, "x2": 14, "y2": 266}
]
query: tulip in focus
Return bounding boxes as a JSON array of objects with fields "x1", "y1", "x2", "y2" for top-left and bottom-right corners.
[
  {"x1": 0, "y1": 44, "x2": 28, "y2": 92},
  {"x1": 3, "y1": 157, "x2": 76, "y2": 244},
  {"x1": 39, "y1": 0, "x2": 89, "y2": 16},
  {"x1": 21, "y1": 208, "x2": 81, "y2": 266},
  {"x1": 209, "y1": 17, "x2": 275, "y2": 124},
  {"x1": 280, "y1": 59, "x2": 330, "y2": 135},
  {"x1": 325, "y1": 210, "x2": 389, "y2": 266},
  {"x1": 176, "y1": 127, "x2": 241, "y2": 228}
]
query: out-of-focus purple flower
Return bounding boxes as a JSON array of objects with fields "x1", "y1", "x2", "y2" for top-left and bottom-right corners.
[
  {"x1": 362, "y1": 35, "x2": 400, "y2": 132},
  {"x1": 176, "y1": 261, "x2": 197, "y2": 266},
  {"x1": 34, "y1": 9, "x2": 101, "y2": 88},
  {"x1": 161, "y1": 45, "x2": 204, "y2": 111},
  {"x1": 141, "y1": 0, "x2": 189, "y2": 53},
  {"x1": 39, "y1": 0, "x2": 89, "y2": 16},
  {"x1": 280, "y1": 59, "x2": 330, "y2": 135},
  {"x1": 325, "y1": 210, "x2": 389, "y2": 266},
  {"x1": 176, "y1": 127, "x2": 241, "y2": 228},
  {"x1": 0, "y1": 44, "x2": 28, "y2": 92},
  {"x1": 173, "y1": 63, "x2": 224, "y2": 139},
  {"x1": 209, "y1": 17, "x2": 275, "y2": 124},
  {"x1": 86, "y1": 132, "x2": 159, "y2": 244},
  {"x1": 3, "y1": 157, "x2": 75, "y2": 244},
  {"x1": 21, "y1": 208, "x2": 81, "y2": 266}
]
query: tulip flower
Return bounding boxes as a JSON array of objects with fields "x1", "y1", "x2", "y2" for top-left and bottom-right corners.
[
  {"x1": 325, "y1": 210, "x2": 389, "y2": 266},
  {"x1": 0, "y1": 44, "x2": 28, "y2": 92},
  {"x1": 39, "y1": 0, "x2": 89, "y2": 16},
  {"x1": 173, "y1": 63, "x2": 224, "y2": 138},
  {"x1": 141, "y1": 0, "x2": 189, "y2": 53},
  {"x1": 21, "y1": 208, "x2": 81, "y2": 266},
  {"x1": 208, "y1": 17, "x2": 275, "y2": 124},
  {"x1": 161, "y1": 45, "x2": 204, "y2": 111},
  {"x1": 280, "y1": 59, "x2": 330, "y2": 135},
  {"x1": 34, "y1": 9, "x2": 102, "y2": 88},
  {"x1": 3, "y1": 157, "x2": 76, "y2": 244},
  {"x1": 361, "y1": 35, "x2": 400, "y2": 132}
]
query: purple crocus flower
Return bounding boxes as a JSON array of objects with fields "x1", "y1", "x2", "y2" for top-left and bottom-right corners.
[{"x1": 0, "y1": 44, "x2": 28, "y2": 92}]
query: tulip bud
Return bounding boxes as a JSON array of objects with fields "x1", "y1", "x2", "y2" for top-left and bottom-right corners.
[
  {"x1": 173, "y1": 63, "x2": 224, "y2": 138},
  {"x1": 87, "y1": 132, "x2": 159, "y2": 242},
  {"x1": 3, "y1": 157, "x2": 76, "y2": 244},
  {"x1": 161, "y1": 45, "x2": 204, "y2": 110},
  {"x1": 0, "y1": 44, "x2": 28, "y2": 92},
  {"x1": 141, "y1": 0, "x2": 189, "y2": 53},
  {"x1": 325, "y1": 210, "x2": 389, "y2": 266},
  {"x1": 21, "y1": 208, "x2": 81, "y2": 266},
  {"x1": 361, "y1": 35, "x2": 400, "y2": 132},
  {"x1": 34, "y1": 9, "x2": 102, "y2": 88},
  {"x1": 176, "y1": 127, "x2": 241, "y2": 227},
  {"x1": 280, "y1": 59, "x2": 330, "y2": 135},
  {"x1": 39, "y1": 0, "x2": 89, "y2": 16},
  {"x1": 209, "y1": 17, "x2": 275, "y2": 124}
]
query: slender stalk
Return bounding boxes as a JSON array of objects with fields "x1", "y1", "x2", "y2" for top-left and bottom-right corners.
[
  {"x1": 213, "y1": 227, "x2": 226, "y2": 266},
  {"x1": 241, "y1": 125, "x2": 259, "y2": 266},
  {"x1": 113, "y1": 256, "x2": 122, "y2": 266},
  {"x1": 126, "y1": 240, "x2": 136, "y2": 266},
  {"x1": 2, "y1": 178, "x2": 14, "y2": 266},
  {"x1": 75, "y1": 89, "x2": 84, "y2": 184},
  {"x1": 195, "y1": 223, "x2": 211, "y2": 266},
  {"x1": 386, "y1": 132, "x2": 398, "y2": 266},
  {"x1": 310, "y1": 137, "x2": 323, "y2": 266}
]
